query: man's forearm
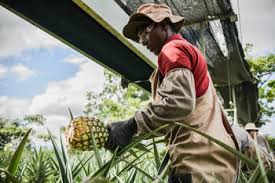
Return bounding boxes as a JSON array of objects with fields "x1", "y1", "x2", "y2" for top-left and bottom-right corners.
[{"x1": 135, "y1": 68, "x2": 196, "y2": 136}]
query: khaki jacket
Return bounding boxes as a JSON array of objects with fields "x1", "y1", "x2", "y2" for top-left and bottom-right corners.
[
  {"x1": 134, "y1": 68, "x2": 238, "y2": 182},
  {"x1": 256, "y1": 134, "x2": 275, "y2": 170}
]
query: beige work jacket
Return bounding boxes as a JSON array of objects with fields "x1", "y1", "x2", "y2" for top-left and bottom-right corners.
[{"x1": 134, "y1": 68, "x2": 238, "y2": 182}]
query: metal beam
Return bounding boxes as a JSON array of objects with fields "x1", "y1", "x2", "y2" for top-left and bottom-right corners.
[{"x1": 0, "y1": 0, "x2": 154, "y2": 91}]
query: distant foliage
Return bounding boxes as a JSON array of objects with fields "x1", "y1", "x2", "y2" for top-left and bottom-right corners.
[
  {"x1": 23, "y1": 114, "x2": 46, "y2": 126},
  {"x1": 84, "y1": 69, "x2": 150, "y2": 122},
  {"x1": 266, "y1": 136, "x2": 275, "y2": 152},
  {"x1": 0, "y1": 118, "x2": 27, "y2": 150},
  {"x1": 0, "y1": 114, "x2": 46, "y2": 150},
  {"x1": 245, "y1": 43, "x2": 275, "y2": 124}
]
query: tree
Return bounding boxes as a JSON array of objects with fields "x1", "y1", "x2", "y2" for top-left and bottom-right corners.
[
  {"x1": 245, "y1": 43, "x2": 275, "y2": 124},
  {"x1": 0, "y1": 114, "x2": 46, "y2": 150},
  {"x1": 84, "y1": 69, "x2": 150, "y2": 122},
  {"x1": 266, "y1": 136, "x2": 275, "y2": 152},
  {"x1": 23, "y1": 114, "x2": 46, "y2": 126},
  {"x1": 0, "y1": 117, "x2": 27, "y2": 150}
]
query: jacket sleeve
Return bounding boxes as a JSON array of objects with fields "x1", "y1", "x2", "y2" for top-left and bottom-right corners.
[
  {"x1": 256, "y1": 134, "x2": 273, "y2": 154},
  {"x1": 231, "y1": 125, "x2": 253, "y2": 151},
  {"x1": 244, "y1": 142, "x2": 274, "y2": 170},
  {"x1": 134, "y1": 68, "x2": 196, "y2": 136}
]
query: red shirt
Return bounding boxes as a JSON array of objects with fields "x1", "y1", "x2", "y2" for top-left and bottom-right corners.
[{"x1": 158, "y1": 34, "x2": 209, "y2": 98}]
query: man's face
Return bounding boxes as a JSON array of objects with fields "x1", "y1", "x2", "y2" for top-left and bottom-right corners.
[
  {"x1": 247, "y1": 130, "x2": 257, "y2": 139},
  {"x1": 138, "y1": 23, "x2": 167, "y2": 55}
]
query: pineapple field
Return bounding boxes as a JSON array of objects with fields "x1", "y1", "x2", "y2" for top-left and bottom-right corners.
[
  {"x1": 0, "y1": 70, "x2": 274, "y2": 183},
  {"x1": 1, "y1": 116, "x2": 275, "y2": 182}
]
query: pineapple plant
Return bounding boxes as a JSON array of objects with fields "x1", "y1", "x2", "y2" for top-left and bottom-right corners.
[{"x1": 65, "y1": 108, "x2": 109, "y2": 151}]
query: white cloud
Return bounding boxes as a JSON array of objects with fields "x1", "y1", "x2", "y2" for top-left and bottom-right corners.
[
  {"x1": 0, "y1": 59, "x2": 104, "y2": 135},
  {"x1": 10, "y1": 63, "x2": 36, "y2": 80},
  {"x1": 0, "y1": 64, "x2": 8, "y2": 78},
  {"x1": 29, "y1": 60, "x2": 104, "y2": 116},
  {"x1": 0, "y1": 96, "x2": 31, "y2": 118},
  {"x1": 260, "y1": 118, "x2": 275, "y2": 137},
  {"x1": 0, "y1": 6, "x2": 63, "y2": 58},
  {"x1": 44, "y1": 114, "x2": 69, "y2": 136},
  {"x1": 63, "y1": 55, "x2": 85, "y2": 65}
]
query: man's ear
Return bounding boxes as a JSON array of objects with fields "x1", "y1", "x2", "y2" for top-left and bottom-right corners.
[{"x1": 160, "y1": 21, "x2": 169, "y2": 31}]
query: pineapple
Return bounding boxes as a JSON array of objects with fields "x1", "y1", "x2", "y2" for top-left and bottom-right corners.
[{"x1": 65, "y1": 108, "x2": 108, "y2": 151}]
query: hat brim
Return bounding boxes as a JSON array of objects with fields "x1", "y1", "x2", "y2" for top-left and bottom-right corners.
[
  {"x1": 123, "y1": 13, "x2": 185, "y2": 42},
  {"x1": 245, "y1": 128, "x2": 259, "y2": 131},
  {"x1": 123, "y1": 20, "x2": 152, "y2": 43}
]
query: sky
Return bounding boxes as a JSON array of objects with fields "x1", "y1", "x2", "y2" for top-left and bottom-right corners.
[
  {"x1": 231, "y1": 0, "x2": 275, "y2": 56},
  {"x1": 0, "y1": 5, "x2": 105, "y2": 135},
  {"x1": 0, "y1": 0, "x2": 274, "y2": 137}
]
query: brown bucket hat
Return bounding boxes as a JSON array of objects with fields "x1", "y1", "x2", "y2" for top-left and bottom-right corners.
[{"x1": 123, "y1": 3, "x2": 185, "y2": 42}]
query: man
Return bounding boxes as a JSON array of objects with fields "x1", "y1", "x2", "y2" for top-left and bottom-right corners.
[
  {"x1": 245, "y1": 123, "x2": 274, "y2": 162},
  {"x1": 105, "y1": 3, "x2": 239, "y2": 182},
  {"x1": 232, "y1": 125, "x2": 275, "y2": 170}
]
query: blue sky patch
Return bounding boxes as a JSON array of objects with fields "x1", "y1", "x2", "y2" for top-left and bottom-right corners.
[{"x1": 0, "y1": 47, "x2": 82, "y2": 98}]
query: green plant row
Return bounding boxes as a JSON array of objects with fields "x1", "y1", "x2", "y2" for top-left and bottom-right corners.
[{"x1": 0, "y1": 124, "x2": 273, "y2": 183}]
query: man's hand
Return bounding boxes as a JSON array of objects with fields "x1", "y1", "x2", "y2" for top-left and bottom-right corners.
[{"x1": 104, "y1": 117, "x2": 137, "y2": 152}]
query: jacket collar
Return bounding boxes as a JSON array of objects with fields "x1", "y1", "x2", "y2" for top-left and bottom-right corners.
[{"x1": 164, "y1": 34, "x2": 184, "y2": 45}]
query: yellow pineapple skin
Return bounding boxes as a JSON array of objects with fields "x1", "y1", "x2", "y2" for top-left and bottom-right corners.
[{"x1": 65, "y1": 116, "x2": 108, "y2": 151}]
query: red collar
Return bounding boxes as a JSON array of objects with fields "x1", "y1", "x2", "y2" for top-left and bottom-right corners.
[{"x1": 164, "y1": 34, "x2": 184, "y2": 45}]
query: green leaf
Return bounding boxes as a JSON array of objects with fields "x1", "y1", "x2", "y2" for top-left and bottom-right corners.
[
  {"x1": 68, "y1": 107, "x2": 74, "y2": 121},
  {"x1": 90, "y1": 130, "x2": 103, "y2": 167},
  {"x1": 128, "y1": 149, "x2": 138, "y2": 158},
  {"x1": 0, "y1": 168, "x2": 19, "y2": 183},
  {"x1": 48, "y1": 155, "x2": 59, "y2": 172},
  {"x1": 157, "y1": 150, "x2": 169, "y2": 176},
  {"x1": 60, "y1": 134, "x2": 73, "y2": 183},
  {"x1": 123, "y1": 159, "x2": 154, "y2": 180},
  {"x1": 154, "y1": 151, "x2": 169, "y2": 183},
  {"x1": 152, "y1": 138, "x2": 160, "y2": 170},
  {"x1": 248, "y1": 166, "x2": 262, "y2": 183},
  {"x1": 254, "y1": 138, "x2": 269, "y2": 183},
  {"x1": 47, "y1": 129, "x2": 73, "y2": 183},
  {"x1": 76, "y1": 155, "x2": 89, "y2": 177},
  {"x1": 239, "y1": 170, "x2": 249, "y2": 182},
  {"x1": 90, "y1": 124, "x2": 169, "y2": 178},
  {"x1": 126, "y1": 169, "x2": 137, "y2": 183},
  {"x1": 7, "y1": 128, "x2": 31, "y2": 176},
  {"x1": 102, "y1": 148, "x2": 118, "y2": 178},
  {"x1": 133, "y1": 142, "x2": 150, "y2": 152},
  {"x1": 24, "y1": 148, "x2": 55, "y2": 183},
  {"x1": 0, "y1": 151, "x2": 12, "y2": 169},
  {"x1": 73, "y1": 153, "x2": 94, "y2": 178},
  {"x1": 110, "y1": 157, "x2": 139, "y2": 182}
]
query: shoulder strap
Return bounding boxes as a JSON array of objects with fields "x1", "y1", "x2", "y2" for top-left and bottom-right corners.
[{"x1": 221, "y1": 109, "x2": 240, "y2": 151}]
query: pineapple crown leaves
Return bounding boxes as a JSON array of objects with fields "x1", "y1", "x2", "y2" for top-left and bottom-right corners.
[{"x1": 68, "y1": 107, "x2": 74, "y2": 121}]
